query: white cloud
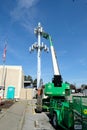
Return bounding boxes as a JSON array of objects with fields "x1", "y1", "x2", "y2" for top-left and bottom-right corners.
[
  {"x1": 10, "y1": 0, "x2": 40, "y2": 32},
  {"x1": 18, "y1": 0, "x2": 39, "y2": 9}
]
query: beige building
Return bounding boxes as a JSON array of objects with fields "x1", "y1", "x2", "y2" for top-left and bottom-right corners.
[
  {"x1": 0, "y1": 65, "x2": 35, "y2": 100},
  {"x1": 0, "y1": 65, "x2": 24, "y2": 99}
]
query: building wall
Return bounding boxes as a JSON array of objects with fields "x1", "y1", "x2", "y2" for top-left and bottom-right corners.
[
  {"x1": 20, "y1": 88, "x2": 33, "y2": 100},
  {"x1": 0, "y1": 65, "x2": 24, "y2": 99}
]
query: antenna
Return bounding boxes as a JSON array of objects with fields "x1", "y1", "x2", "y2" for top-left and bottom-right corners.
[{"x1": 29, "y1": 23, "x2": 49, "y2": 89}]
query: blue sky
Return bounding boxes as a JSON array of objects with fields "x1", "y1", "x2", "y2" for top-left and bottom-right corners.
[{"x1": 0, "y1": 0, "x2": 87, "y2": 87}]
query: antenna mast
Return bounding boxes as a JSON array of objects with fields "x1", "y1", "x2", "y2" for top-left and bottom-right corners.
[{"x1": 29, "y1": 23, "x2": 49, "y2": 89}]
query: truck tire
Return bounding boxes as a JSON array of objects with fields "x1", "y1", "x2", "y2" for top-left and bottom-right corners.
[{"x1": 52, "y1": 113, "x2": 58, "y2": 129}]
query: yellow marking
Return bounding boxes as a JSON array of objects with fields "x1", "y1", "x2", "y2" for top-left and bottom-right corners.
[{"x1": 83, "y1": 109, "x2": 87, "y2": 115}]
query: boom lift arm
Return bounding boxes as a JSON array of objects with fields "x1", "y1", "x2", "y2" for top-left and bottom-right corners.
[{"x1": 41, "y1": 32, "x2": 62, "y2": 87}]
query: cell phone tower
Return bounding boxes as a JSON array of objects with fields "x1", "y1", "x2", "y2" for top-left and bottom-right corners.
[{"x1": 29, "y1": 23, "x2": 49, "y2": 89}]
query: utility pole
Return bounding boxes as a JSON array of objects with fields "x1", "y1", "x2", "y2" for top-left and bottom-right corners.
[
  {"x1": 2, "y1": 43, "x2": 7, "y2": 98},
  {"x1": 29, "y1": 23, "x2": 49, "y2": 89}
]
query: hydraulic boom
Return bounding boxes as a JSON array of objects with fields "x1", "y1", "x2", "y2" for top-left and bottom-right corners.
[{"x1": 42, "y1": 32, "x2": 62, "y2": 87}]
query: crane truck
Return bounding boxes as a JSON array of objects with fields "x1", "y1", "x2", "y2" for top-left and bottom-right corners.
[{"x1": 35, "y1": 28, "x2": 87, "y2": 130}]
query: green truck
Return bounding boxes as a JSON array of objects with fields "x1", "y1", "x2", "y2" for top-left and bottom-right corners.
[
  {"x1": 44, "y1": 82, "x2": 73, "y2": 130},
  {"x1": 43, "y1": 82, "x2": 87, "y2": 130}
]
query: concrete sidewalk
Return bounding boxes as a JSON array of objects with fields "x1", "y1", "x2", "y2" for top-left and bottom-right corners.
[
  {"x1": 22, "y1": 100, "x2": 55, "y2": 130},
  {"x1": 0, "y1": 99, "x2": 55, "y2": 130},
  {"x1": 0, "y1": 100, "x2": 27, "y2": 130}
]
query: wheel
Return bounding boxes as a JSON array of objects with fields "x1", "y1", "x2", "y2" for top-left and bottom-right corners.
[{"x1": 52, "y1": 113, "x2": 58, "y2": 129}]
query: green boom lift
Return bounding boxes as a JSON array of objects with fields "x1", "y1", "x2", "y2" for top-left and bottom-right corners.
[{"x1": 38, "y1": 30, "x2": 87, "y2": 130}]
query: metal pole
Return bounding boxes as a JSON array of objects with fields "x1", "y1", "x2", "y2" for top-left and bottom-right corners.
[
  {"x1": 37, "y1": 28, "x2": 41, "y2": 89},
  {"x1": 29, "y1": 23, "x2": 49, "y2": 89},
  {"x1": 1, "y1": 61, "x2": 5, "y2": 98},
  {"x1": 2, "y1": 43, "x2": 7, "y2": 98},
  {"x1": 1, "y1": 63, "x2": 5, "y2": 87}
]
